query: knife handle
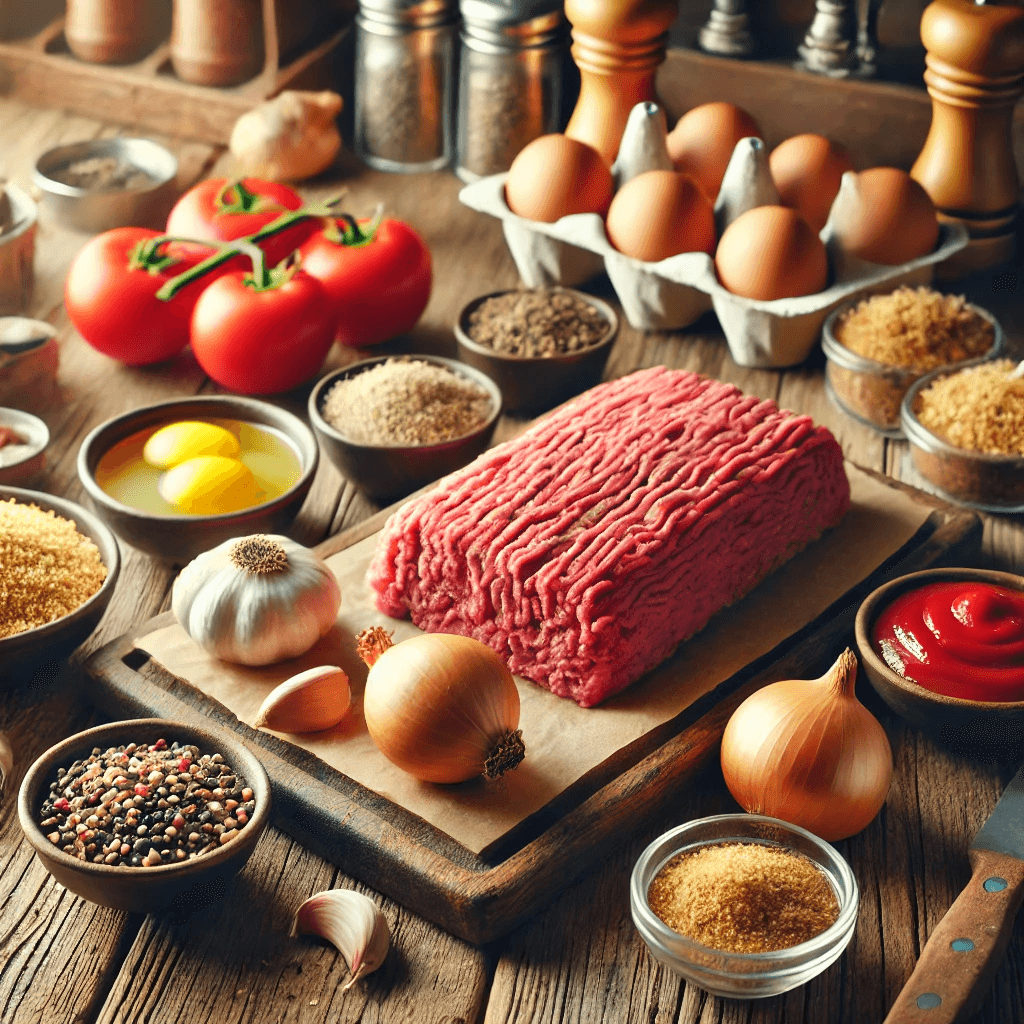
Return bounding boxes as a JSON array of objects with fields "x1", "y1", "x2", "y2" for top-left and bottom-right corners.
[{"x1": 883, "y1": 848, "x2": 1024, "y2": 1024}]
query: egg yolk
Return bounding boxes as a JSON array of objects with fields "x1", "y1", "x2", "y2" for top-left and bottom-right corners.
[
  {"x1": 158, "y1": 456, "x2": 259, "y2": 515},
  {"x1": 143, "y1": 421, "x2": 241, "y2": 470}
]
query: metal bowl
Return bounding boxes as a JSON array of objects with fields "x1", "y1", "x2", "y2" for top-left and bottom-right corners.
[
  {"x1": 0, "y1": 485, "x2": 121, "y2": 681},
  {"x1": 18, "y1": 718, "x2": 271, "y2": 913},
  {"x1": 454, "y1": 287, "x2": 619, "y2": 414},
  {"x1": 309, "y1": 355, "x2": 502, "y2": 503},
  {"x1": 33, "y1": 138, "x2": 178, "y2": 233},
  {"x1": 77, "y1": 396, "x2": 318, "y2": 564}
]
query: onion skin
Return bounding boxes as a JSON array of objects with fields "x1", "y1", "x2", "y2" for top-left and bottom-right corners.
[
  {"x1": 720, "y1": 649, "x2": 892, "y2": 841},
  {"x1": 358, "y1": 630, "x2": 524, "y2": 784}
]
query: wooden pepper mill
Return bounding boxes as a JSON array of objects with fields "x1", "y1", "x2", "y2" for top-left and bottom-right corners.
[
  {"x1": 562, "y1": 0, "x2": 679, "y2": 166},
  {"x1": 911, "y1": 0, "x2": 1024, "y2": 277}
]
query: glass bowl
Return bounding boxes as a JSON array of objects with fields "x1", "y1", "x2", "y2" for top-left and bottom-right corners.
[
  {"x1": 821, "y1": 298, "x2": 1003, "y2": 438},
  {"x1": 630, "y1": 813, "x2": 858, "y2": 999},
  {"x1": 901, "y1": 357, "x2": 1024, "y2": 513}
]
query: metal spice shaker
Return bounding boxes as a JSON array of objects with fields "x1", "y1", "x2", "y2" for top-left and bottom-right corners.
[
  {"x1": 354, "y1": 0, "x2": 459, "y2": 173},
  {"x1": 455, "y1": 0, "x2": 570, "y2": 182}
]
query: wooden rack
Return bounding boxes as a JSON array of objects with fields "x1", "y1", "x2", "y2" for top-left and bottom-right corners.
[{"x1": 0, "y1": 0, "x2": 350, "y2": 144}]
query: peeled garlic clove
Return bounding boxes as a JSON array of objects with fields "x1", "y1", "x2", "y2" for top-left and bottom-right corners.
[
  {"x1": 254, "y1": 665, "x2": 351, "y2": 733},
  {"x1": 292, "y1": 889, "x2": 390, "y2": 990},
  {"x1": 0, "y1": 731, "x2": 11, "y2": 801}
]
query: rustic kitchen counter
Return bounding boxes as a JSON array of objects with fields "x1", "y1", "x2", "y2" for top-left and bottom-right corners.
[{"x1": 2, "y1": 93, "x2": 1024, "y2": 1024}]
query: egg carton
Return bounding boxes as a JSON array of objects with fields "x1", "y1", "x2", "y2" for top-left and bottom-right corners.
[{"x1": 458, "y1": 103, "x2": 970, "y2": 368}]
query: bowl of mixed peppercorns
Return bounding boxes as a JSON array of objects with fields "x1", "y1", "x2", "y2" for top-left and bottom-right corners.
[
  {"x1": 18, "y1": 718, "x2": 271, "y2": 913},
  {"x1": 454, "y1": 286, "x2": 619, "y2": 414}
]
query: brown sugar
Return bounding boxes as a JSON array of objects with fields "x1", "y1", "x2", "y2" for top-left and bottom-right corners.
[
  {"x1": 647, "y1": 842, "x2": 839, "y2": 954},
  {"x1": 915, "y1": 359, "x2": 1024, "y2": 456},
  {"x1": 833, "y1": 286, "x2": 994, "y2": 370},
  {"x1": 0, "y1": 498, "x2": 108, "y2": 639}
]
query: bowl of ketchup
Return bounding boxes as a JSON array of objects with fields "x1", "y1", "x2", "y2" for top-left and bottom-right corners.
[{"x1": 856, "y1": 567, "x2": 1024, "y2": 755}]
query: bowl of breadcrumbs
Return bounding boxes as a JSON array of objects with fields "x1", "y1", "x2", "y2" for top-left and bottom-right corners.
[
  {"x1": 822, "y1": 287, "x2": 1001, "y2": 438},
  {"x1": 902, "y1": 358, "x2": 1024, "y2": 513},
  {"x1": 1, "y1": 486, "x2": 120, "y2": 679}
]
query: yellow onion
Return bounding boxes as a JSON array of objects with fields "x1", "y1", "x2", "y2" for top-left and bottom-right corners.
[
  {"x1": 356, "y1": 627, "x2": 525, "y2": 784},
  {"x1": 720, "y1": 648, "x2": 892, "y2": 841}
]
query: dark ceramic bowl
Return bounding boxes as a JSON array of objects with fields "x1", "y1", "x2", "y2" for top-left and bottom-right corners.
[
  {"x1": 0, "y1": 486, "x2": 120, "y2": 680},
  {"x1": 855, "y1": 567, "x2": 1024, "y2": 755},
  {"x1": 454, "y1": 288, "x2": 619, "y2": 414},
  {"x1": 18, "y1": 718, "x2": 271, "y2": 913},
  {"x1": 309, "y1": 355, "x2": 502, "y2": 503},
  {"x1": 77, "y1": 396, "x2": 318, "y2": 564}
]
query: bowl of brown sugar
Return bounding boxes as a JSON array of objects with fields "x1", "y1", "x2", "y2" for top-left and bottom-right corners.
[
  {"x1": 630, "y1": 813, "x2": 858, "y2": 999},
  {"x1": 0, "y1": 485, "x2": 120, "y2": 680},
  {"x1": 309, "y1": 355, "x2": 502, "y2": 502},
  {"x1": 455, "y1": 287, "x2": 618, "y2": 414},
  {"x1": 901, "y1": 357, "x2": 1024, "y2": 512},
  {"x1": 822, "y1": 286, "x2": 1001, "y2": 438}
]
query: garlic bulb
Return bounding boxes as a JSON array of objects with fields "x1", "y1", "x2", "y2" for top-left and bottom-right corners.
[
  {"x1": 172, "y1": 534, "x2": 341, "y2": 666},
  {"x1": 230, "y1": 90, "x2": 343, "y2": 182},
  {"x1": 254, "y1": 665, "x2": 351, "y2": 733},
  {"x1": 720, "y1": 649, "x2": 893, "y2": 841},
  {"x1": 292, "y1": 889, "x2": 390, "y2": 990}
]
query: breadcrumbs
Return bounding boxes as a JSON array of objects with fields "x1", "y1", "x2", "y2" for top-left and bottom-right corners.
[
  {"x1": 833, "y1": 286, "x2": 994, "y2": 369},
  {"x1": 915, "y1": 359, "x2": 1024, "y2": 456},
  {"x1": 0, "y1": 498, "x2": 107, "y2": 639}
]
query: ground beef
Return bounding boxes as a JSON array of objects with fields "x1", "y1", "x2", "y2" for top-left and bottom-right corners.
[{"x1": 367, "y1": 367, "x2": 850, "y2": 707}]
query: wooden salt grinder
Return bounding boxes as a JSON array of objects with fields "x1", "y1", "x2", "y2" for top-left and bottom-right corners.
[
  {"x1": 562, "y1": 0, "x2": 679, "y2": 166},
  {"x1": 911, "y1": 0, "x2": 1024, "y2": 277}
]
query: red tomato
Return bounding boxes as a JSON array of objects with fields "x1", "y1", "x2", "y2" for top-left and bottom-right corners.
[
  {"x1": 64, "y1": 228, "x2": 219, "y2": 365},
  {"x1": 189, "y1": 267, "x2": 335, "y2": 394},
  {"x1": 298, "y1": 216, "x2": 432, "y2": 347},
  {"x1": 166, "y1": 178, "x2": 315, "y2": 267}
]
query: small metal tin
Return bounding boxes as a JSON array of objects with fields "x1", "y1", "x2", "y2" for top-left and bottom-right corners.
[
  {"x1": 0, "y1": 184, "x2": 37, "y2": 315},
  {"x1": 0, "y1": 317, "x2": 59, "y2": 412},
  {"x1": 33, "y1": 137, "x2": 178, "y2": 233}
]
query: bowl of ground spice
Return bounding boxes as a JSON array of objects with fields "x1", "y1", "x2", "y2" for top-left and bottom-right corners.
[
  {"x1": 822, "y1": 286, "x2": 1001, "y2": 437},
  {"x1": 18, "y1": 718, "x2": 271, "y2": 913},
  {"x1": 631, "y1": 813, "x2": 858, "y2": 999},
  {"x1": 901, "y1": 357, "x2": 1024, "y2": 512},
  {"x1": 0, "y1": 486, "x2": 120, "y2": 679},
  {"x1": 309, "y1": 354, "x2": 502, "y2": 502},
  {"x1": 454, "y1": 287, "x2": 618, "y2": 413}
]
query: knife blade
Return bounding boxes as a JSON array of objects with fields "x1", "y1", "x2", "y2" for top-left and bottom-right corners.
[{"x1": 884, "y1": 763, "x2": 1024, "y2": 1023}]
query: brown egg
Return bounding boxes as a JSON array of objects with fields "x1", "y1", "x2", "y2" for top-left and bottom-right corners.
[
  {"x1": 504, "y1": 134, "x2": 614, "y2": 223},
  {"x1": 830, "y1": 167, "x2": 939, "y2": 265},
  {"x1": 666, "y1": 102, "x2": 762, "y2": 202},
  {"x1": 715, "y1": 206, "x2": 828, "y2": 300},
  {"x1": 605, "y1": 171, "x2": 716, "y2": 262},
  {"x1": 769, "y1": 134, "x2": 854, "y2": 233}
]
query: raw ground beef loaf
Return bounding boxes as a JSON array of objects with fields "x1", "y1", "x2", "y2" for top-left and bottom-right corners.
[{"x1": 367, "y1": 366, "x2": 850, "y2": 707}]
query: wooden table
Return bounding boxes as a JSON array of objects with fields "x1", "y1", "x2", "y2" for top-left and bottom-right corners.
[{"x1": 2, "y1": 93, "x2": 1024, "y2": 1024}]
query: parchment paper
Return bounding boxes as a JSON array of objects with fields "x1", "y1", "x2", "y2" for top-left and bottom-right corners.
[{"x1": 136, "y1": 465, "x2": 932, "y2": 855}]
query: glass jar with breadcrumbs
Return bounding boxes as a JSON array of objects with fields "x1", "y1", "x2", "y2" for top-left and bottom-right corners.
[
  {"x1": 822, "y1": 287, "x2": 1003, "y2": 438},
  {"x1": 902, "y1": 357, "x2": 1024, "y2": 513}
]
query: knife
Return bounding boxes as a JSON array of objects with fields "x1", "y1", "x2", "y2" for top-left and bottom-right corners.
[{"x1": 884, "y1": 763, "x2": 1024, "y2": 1023}]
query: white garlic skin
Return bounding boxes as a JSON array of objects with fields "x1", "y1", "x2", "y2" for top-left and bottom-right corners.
[
  {"x1": 292, "y1": 889, "x2": 390, "y2": 989},
  {"x1": 254, "y1": 665, "x2": 351, "y2": 734}
]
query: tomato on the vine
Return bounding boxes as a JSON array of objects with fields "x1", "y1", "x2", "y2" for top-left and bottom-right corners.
[
  {"x1": 166, "y1": 178, "x2": 316, "y2": 267},
  {"x1": 64, "y1": 228, "x2": 220, "y2": 365},
  {"x1": 298, "y1": 215, "x2": 432, "y2": 347},
  {"x1": 188, "y1": 259, "x2": 335, "y2": 395}
]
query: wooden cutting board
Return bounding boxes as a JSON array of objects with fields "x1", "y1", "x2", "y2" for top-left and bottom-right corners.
[{"x1": 84, "y1": 470, "x2": 980, "y2": 944}]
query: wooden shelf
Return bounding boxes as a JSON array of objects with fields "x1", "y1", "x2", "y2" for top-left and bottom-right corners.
[{"x1": 0, "y1": 0, "x2": 350, "y2": 144}]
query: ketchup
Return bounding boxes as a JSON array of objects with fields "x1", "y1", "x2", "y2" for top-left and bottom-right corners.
[{"x1": 872, "y1": 582, "x2": 1024, "y2": 702}]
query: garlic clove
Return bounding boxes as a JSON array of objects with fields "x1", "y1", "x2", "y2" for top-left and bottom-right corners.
[
  {"x1": 0, "y1": 731, "x2": 11, "y2": 801},
  {"x1": 254, "y1": 665, "x2": 351, "y2": 734},
  {"x1": 291, "y1": 889, "x2": 390, "y2": 990}
]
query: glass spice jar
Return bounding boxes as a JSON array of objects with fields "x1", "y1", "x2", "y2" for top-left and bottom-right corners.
[
  {"x1": 455, "y1": 0, "x2": 569, "y2": 182},
  {"x1": 354, "y1": 0, "x2": 458, "y2": 173}
]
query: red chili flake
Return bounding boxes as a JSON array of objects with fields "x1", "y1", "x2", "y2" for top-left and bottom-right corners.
[
  {"x1": 134, "y1": 784, "x2": 149, "y2": 797},
  {"x1": 87, "y1": 792, "x2": 101, "y2": 805},
  {"x1": 0, "y1": 425, "x2": 25, "y2": 449},
  {"x1": 153, "y1": 739, "x2": 168, "y2": 751},
  {"x1": 178, "y1": 758, "x2": 191, "y2": 773},
  {"x1": 172, "y1": 815, "x2": 186, "y2": 829},
  {"x1": 235, "y1": 809, "x2": 248, "y2": 824},
  {"x1": 53, "y1": 798, "x2": 70, "y2": 813}
]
